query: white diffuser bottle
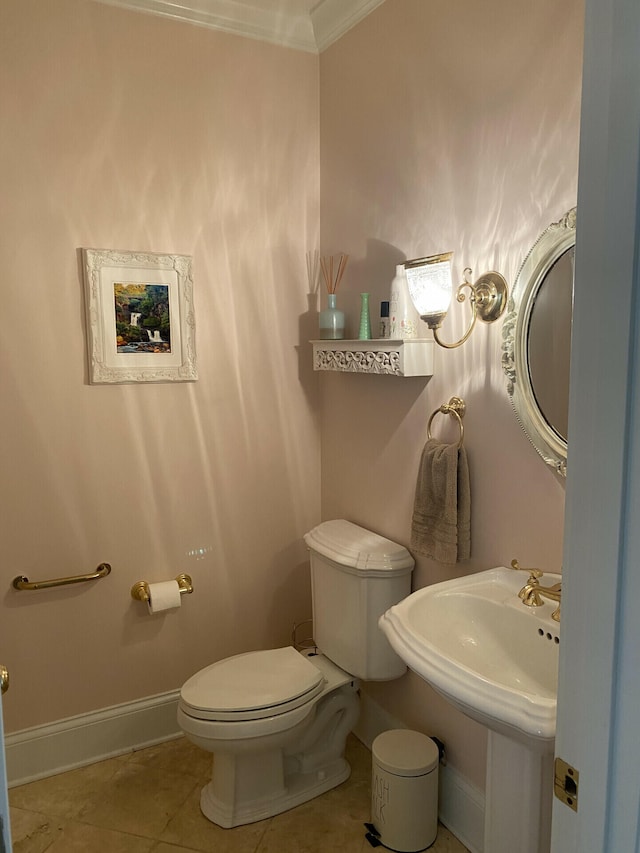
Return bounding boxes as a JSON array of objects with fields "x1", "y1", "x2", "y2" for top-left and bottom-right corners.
[{"x1": 389, "y1": 264, "x2": 420, "y2": 338}]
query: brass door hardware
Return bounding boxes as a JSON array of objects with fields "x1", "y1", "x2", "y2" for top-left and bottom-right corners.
[
  {"x1": 554, "y1": 757, "x2": 579, "y2": 811},
  {"x1": 0, "y1": 665, "x2": 8, "y2": 695}
]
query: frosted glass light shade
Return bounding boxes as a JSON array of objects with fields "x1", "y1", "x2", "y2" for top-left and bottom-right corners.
[{"x1": 405, "y1": 252, "x2": 454, "y2": 326}]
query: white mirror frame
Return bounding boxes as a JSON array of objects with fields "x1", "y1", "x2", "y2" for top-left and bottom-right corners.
[{"x1": 502, "y1": 207, "x2": 576, "y2": 477}]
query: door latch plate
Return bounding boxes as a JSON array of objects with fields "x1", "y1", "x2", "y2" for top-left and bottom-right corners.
[{"x1": 554, "y1": 757, "x2": 579, "y2": 811}]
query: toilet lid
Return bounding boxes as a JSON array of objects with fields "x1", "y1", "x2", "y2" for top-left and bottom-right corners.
[{"x1": 180, "y1": 647, "x2": 326, "y2": 722}]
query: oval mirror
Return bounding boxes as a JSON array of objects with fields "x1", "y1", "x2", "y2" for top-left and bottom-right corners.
[{"x1": 502, "y1": 208, "x2": 576, "y2": 476}]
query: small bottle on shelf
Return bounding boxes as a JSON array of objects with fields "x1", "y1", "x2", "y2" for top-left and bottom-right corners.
[
  {"x1": 358, "y1": 293, "x2": 372, "y2": 340},
  {"x1": 389, "y1": 264, "x2": 419, "y2": 339},
  {"x1": 318, "y1": 293, "x2": 345, "y2": 339},
  {"x1": 379, "y1": 301, "x2": 390, "y2": 338}
]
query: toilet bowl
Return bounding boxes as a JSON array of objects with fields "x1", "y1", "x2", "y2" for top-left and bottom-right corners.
[
  {"x1": 178, "y1": 520, "x2": 414, "y2": 828},
  {"x1": 178, "y1": 646, "x2": 360, "y2": 828}
]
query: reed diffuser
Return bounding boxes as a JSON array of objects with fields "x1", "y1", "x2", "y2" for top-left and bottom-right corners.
[
  {"x1": 306, "y1": 249, "x2": 321, "y2": 295},
  {"x1": 318, "y1": 253, "x2": 348, "y2": 340}
]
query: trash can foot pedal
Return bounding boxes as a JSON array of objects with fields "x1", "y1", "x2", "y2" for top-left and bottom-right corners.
[{"x1": 364, "y1": 823, "x2": 382, "y2": 848}]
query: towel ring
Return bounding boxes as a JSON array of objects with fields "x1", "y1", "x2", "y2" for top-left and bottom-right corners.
[{"x1": 427, "y1": 396, "x2": 466, "y2": 447}]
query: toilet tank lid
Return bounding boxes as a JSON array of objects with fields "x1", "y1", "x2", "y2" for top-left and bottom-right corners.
[{"x1": 304, "y1": 520, "x2": 414, "y2": 575}]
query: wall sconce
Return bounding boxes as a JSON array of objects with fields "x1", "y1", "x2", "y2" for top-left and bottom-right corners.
[{"x1": 404, "y1": 252, "x2": 508, "y2": 349}]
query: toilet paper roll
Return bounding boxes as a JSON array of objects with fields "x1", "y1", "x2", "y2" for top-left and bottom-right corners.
[{"x1": 147, "y1": 580, "x2": 182, "y2": 614}]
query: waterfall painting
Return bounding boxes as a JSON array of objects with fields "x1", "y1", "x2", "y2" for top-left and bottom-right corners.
[
  {"x1": 82, "y1": 248, "x2": 197, "y2": 384},
  {"x1": 114, "y1": 282, "x2": 172, "y2": 354}
]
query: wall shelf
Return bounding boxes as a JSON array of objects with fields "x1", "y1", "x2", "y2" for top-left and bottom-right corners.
[{"x1": 311, "y1": 338, "x2": 434, "y2": 377}]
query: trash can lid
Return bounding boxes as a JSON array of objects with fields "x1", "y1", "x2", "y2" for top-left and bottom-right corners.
[{"x1": 372, "y1": 729, "x2": 439, "y2": 776}]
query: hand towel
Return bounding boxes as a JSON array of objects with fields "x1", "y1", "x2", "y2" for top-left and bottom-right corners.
[{"x1": 410, "y1": 438, "x2": 471, "y2": 564}]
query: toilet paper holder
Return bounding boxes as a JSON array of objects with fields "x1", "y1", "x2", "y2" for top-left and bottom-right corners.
[{"x1": 130, "y1": 573, "x2": 193, "y2": 603}]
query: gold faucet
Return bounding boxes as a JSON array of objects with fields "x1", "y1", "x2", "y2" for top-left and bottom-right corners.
[{"x1": 510, "y1": 559, "x2": 561, "y2": 622}]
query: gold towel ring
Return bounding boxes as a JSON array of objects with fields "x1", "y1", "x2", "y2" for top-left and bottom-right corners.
[{"x1": 427, "y1": 396, "x2": 466, "y2": 447}]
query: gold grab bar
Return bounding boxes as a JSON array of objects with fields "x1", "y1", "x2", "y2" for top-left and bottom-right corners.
[
  {"x1": 130, "y1": 573, "x2": 193, "y2": 603},
  {"x1": 427, "y1": 396, "x2": 466, "y2": 447},
  {"x1": 12, "y1": 562, "x2": 112, "y2": 591}
]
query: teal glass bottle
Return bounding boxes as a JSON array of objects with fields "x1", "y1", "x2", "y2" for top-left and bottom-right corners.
[{"x1": 358, "y1": 292, "x2": 371, "y2": 340}]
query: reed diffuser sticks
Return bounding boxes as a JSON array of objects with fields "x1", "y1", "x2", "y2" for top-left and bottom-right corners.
[
  {"x1": 306, "y1": 249, "x2": 321, "y2": 294},
  {"x1": 320, "y1": 253, "x2": 349, "y2": 294}
]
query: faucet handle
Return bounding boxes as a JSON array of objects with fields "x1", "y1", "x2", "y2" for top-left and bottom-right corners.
[{"x1": 510, "y1": 559, "x2": 543, "y2": 580}]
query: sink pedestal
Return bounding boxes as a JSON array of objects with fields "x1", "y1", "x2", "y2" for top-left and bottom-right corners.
[
  {"x1": 377, "y1": 567, "x2": 560, "y2": 853},
  {"x1": 484, "y1": 732, "x2": 553, "y2": 853}
]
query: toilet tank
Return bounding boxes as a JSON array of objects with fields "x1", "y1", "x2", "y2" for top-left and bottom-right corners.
[{"x1": 303, "y1": 520, "x2": 414, "y2": 681}]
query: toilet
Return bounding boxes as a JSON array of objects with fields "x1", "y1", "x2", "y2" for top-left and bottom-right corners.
[{"x1": 177, "y1": 519, "x2": 414, "y2": 828}]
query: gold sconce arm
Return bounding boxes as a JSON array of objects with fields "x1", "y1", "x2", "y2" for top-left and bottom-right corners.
[{"x1": 429, "y1": 270, "x2": 509, "y2": 349}]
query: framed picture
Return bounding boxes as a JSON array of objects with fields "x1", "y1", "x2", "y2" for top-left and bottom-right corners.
[{"x1": 82, "y1": 248, "x2": 197, "y2": 384}]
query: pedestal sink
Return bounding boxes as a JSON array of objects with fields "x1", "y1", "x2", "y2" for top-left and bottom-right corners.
[{"x1": 379, "y1": 566, "x2": 560, "y2": 853}]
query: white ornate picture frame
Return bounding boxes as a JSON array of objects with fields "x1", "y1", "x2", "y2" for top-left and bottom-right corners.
[{"x1": 82, "y1": 248, "x2": 197, "y2": 384}]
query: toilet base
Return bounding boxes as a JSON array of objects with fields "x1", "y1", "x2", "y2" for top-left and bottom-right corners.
[
  {"x1": 179, "y1": 656, "x2": 360, "y2": 829},
  {"x1": 200, "y1": 756, "x2": 351, "y2": 828},
  {"x1": 194, "y1": 678, "x2": 360, "y2": 828}
]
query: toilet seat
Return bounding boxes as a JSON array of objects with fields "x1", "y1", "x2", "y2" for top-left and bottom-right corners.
[{"x1": 180, "y1": 647, "x2": 326, "y2": 722}]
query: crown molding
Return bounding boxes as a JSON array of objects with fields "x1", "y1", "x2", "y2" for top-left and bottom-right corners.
[
  {"x1": 91, "y1": 0, "x2": 385, "y2": 53},
  {"x1": 311, "y1": 0, "x2": 386, "y2": 53}
]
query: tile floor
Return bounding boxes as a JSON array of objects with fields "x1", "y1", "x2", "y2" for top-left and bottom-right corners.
[{"x1": 9, "y1": 734, "x2": 470, "y2": 852}]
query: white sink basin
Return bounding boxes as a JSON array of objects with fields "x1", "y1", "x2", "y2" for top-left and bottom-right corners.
[{"x1": 379, "y1": 566, "x2": 560, "y2": 747}]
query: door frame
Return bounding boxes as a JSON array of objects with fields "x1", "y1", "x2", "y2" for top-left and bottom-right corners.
[{"x1": 552, "y1": 0, "x2": 640, "y2": 849}]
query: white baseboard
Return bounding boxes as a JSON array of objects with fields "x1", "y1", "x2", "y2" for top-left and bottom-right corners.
[
  {"x1": 5, "y1": 690, "x2": 182, "y2": 788},
  {"x1": 439, "y1": 762, "x2": 485, "y2": 853},
  {"x1": 354, "y1": 692, "x2": 485, "y2": 853}
]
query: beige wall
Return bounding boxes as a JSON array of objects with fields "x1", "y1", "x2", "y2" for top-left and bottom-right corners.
[
  {"x1": 0, "y1": 0, "x2": 320, "y2": 732},
  {"x1": 319, "y1": 0, "x2": 583, "y2": 789},
  {"x1": 1, "y1": 0, "x2": 583, "y2": 797}
]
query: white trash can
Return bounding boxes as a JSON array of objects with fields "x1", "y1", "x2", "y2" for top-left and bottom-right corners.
[{"x1": 370, "y1": 729, "x2": 439, "y2": 852}]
